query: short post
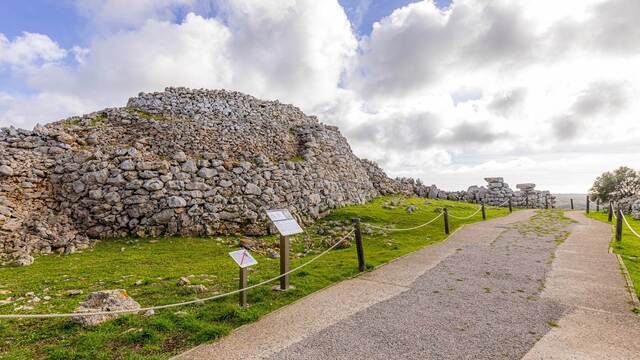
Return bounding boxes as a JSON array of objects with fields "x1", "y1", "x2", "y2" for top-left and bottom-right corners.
[
  {"x1": 508, "y1": 197, "x2": 513, "y2": 213},
  {"x1": 352, "y1": 218, "x2": 366, "y2": 272},
  {"x1": 443, "y1": 208, "x2": 450, "y2": 235},
  {"x1": 279, "y1": 235, "x2": 289, "y2": 290},
  {"x1": 570, "y1": 198, "x2": 574, "y2": 210},
  {"x1": 239, "y1": 267, "x2": 248, "y2": 307},
  {"x1": 586, "y1": 196, "x2": 590, "y2": 214},
  {"x1": 608, "y1": 202, "x2": 613, "y2": 222},
  {"x1": 596, "y1": 199, "x2": 600, "y2": 212},
  {"x1": 616, "y1": 208, "x2": 623, "y2": 241},
  {"x1": 481, "y1": 202, "x2": 486, "y2": 220},
  {"x1": 545, "y1": 195, "x2": 549, "y2": 209}
]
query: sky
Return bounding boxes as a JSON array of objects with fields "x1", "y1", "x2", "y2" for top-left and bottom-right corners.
[{"x1": 1, "y1": 0, "x2": 639, "y2": 194}]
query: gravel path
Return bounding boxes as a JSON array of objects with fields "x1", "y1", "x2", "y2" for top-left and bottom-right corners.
[{"x1": 268, "y1": 211, "x2": 571, "y2": 360}]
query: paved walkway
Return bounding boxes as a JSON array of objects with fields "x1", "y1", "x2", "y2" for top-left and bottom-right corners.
[
  {"x1": 522, "y1": 211, "x2": 640, "y2": 359},
  {"x1": 175, "y1": 210, "x2": 639, "y2": 360}
]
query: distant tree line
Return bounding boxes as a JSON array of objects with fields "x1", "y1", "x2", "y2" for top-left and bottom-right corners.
[{"x1": 590, "y1": 166, "x2": 640, "y2": 202}]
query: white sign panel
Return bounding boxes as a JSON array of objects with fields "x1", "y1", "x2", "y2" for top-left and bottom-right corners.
[
  {"x1": 266, "y1": 209, "x2": 304, "y2": 236},
  {"x1": 229, "y1": 249, "x2": 258, "y2": 268}
]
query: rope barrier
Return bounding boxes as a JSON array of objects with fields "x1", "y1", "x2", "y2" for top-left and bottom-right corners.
[
  {"x1": 449, "y1": 206, "x2": 482, "y2": 220},
  {"x1": 0, "y1": 230, "x2": 355, "y2": 320},
  {"x1": 621, "y1": 213, "x2": 640, "y2": 239},
  {"x1": 364, "y1": 212, "x2": 443, "y2": 232}
]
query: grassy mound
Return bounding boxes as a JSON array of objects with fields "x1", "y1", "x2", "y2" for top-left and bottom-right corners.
[{"x1": 0, "y1": 197, "x2": 510, "y2": 359}]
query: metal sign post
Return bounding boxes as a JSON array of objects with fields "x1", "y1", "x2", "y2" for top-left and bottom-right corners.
[
  {"x1": 279, "y1": 234, "x2": 289, "y2": 290},
  {"x1": 266, "y1": 209, "x2": 303, "y2": 291},
  {"x1": 228, "y1": 249, "x2": 258, "y2": 307}
]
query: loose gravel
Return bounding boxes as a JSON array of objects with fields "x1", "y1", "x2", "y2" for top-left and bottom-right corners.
[{"x1": 269, "y1": 211, "x2": 572, "y2": 360}]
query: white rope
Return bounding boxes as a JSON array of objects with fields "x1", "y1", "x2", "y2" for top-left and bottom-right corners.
[
  {"x1": 0, "y1": 229, "x2": 355, "y2": 320},
  {"x1": 489, "y1": 198, "x2": 512, "y2": 208},
  {"x1": 364, "y1": 212, "x2": 443, "y2": 232},
  {"x1": 449, "y1": 206, "x2": 482, "y2": 220},
  {"x1": 621, "y1": 213, "x2": 640, "y2": 239}
]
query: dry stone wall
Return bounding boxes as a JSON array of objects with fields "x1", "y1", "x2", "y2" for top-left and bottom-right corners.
[
  {"x1": 0, "y1": 87, "x2": 555, "y2": 264},
  {"x1": 0, "y1": 88, "x2": 398, "y2": 262}
]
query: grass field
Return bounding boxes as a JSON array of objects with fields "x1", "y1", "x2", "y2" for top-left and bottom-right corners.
[
  {"x1": 0, "y1": 197, "x2": 510, "y2": 359},
  {"x1": 586, "y1": 211, "x2": 640, "y2": 303}
]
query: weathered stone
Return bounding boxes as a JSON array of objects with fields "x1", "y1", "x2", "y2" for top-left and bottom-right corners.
[
  {"x1": 173, "y1": 151, "x2": 187, "y2": 163},
  {"x1": 119, "y1": 159, "x2": 135, "y2": 171},
  {"x1": 197, "y1": 167, "x2": 217, "y2": 179},
  {"x1": 71, "y1": 290, "x2": 141, "y2": 327},
  {"x1": 167, "y1": 196, "x2": 187, "y2": 208},
  {"x1": 245, "y1": 183, "x2": 262, "y2": 195},
  {"x1": 176, "y1": 277, "x2": 190, "y2": 286},
  {"x1": 0, "y1": 165, "x2": 14, "y2": 176},
  {"x1": 143, "y1": 179, "x2": 164, "y2": 191},
  {"x1": 14, "y1": 254, "x2": 34, "y2": 266},
  {"x1": 181, "y1": 160, "x2": 197, "y2": 173}
]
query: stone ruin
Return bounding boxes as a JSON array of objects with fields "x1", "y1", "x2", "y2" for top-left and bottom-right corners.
[
  {"x1": 406, "y1": 178, "x2": 556, "y2": 209},
  {"x1": 0, "y1": 87, "x2": 555, "y2": 265},
  {"x1": 0, "y1": 88, "x2": 410, "y2": 263}
]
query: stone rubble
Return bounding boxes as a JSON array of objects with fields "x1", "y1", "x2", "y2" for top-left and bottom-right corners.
[{"x1": 0, "y1": 87, "x2": 555, "y2": 264}]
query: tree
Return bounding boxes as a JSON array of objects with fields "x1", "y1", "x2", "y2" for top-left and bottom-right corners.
[{"x1": 590, "y1": 166, "x2": 640, "y2": 202}]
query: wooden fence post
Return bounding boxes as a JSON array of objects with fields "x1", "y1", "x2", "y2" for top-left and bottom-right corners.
[
  {"x1": 508, "y1": 197, "x2": 513, "y2": 213},
  {"x1": 586, "y1": 196, "x2": 590, "y2": 214},
  {"x1": 616, "y1": 208, "x2": 623, "y2": 242},
  {"x1": 352, "y1": 218, "x2": 366, "y2": 272},
  {"x1": 608, "y1": 202, "x2": 613, "y2": 222},
  {"x1": 570, "y1": 198, "x2": 574, "y2": 210},
  {"x1": 596, "y1": 199, "x2": 600, "y2": 212},
  {"x1": 481, "y1": 202, "x2": 486, "y2": 220},
  {"x1": 545, "y1": 195, "x2": 549, "y2": 209},
  {"x1": 443, "y1": 208, "x2": 450, "y2": 235}
]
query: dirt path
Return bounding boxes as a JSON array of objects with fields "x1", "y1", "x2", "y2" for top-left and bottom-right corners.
[{"x1": 175, "y1": 210, "x2": 637, "y2": 360}]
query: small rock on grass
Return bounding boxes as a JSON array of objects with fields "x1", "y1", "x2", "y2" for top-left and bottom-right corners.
[
  {"x1": 14, "y1": 255, "x2": 34, "y2": 266},
  {"x1": 72, "y1": 290, "x2": 141, "y2": 327},
  {"x1": 187, "y1": 284, "x2": 207, "y2": 293},
  {"x1": 176, "y1": 277, "x2": 190, "y2": 286}
]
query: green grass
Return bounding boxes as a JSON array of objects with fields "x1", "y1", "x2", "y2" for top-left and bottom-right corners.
[
  {"x1": 126, "y1": 108, "x2": 171, "y2": 122},
  {"x1": 0, "y1": 196, "x2": 511, "y2": 359},
  {"x1": 62, "y1": 118, "x2": 81, "y2": 129},
  {"x1": 586, "y1": 211, "x2": 640, "y2": 302}
]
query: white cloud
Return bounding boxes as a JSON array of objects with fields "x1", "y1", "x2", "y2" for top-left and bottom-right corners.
[
  {"x1": 8, "y1": 0, "x2": 355, "y2": 125},
  {"x1": 0, "y1": 32, "x2": 66, "y2": 68},
  {"x1": 2, "y1": 0, "x2": 640, "y2": 192}
]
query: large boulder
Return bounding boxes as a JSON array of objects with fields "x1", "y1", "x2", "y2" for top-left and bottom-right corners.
[{"x1": 71, "y1": 290, "x2": 141, "y2": 327}]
